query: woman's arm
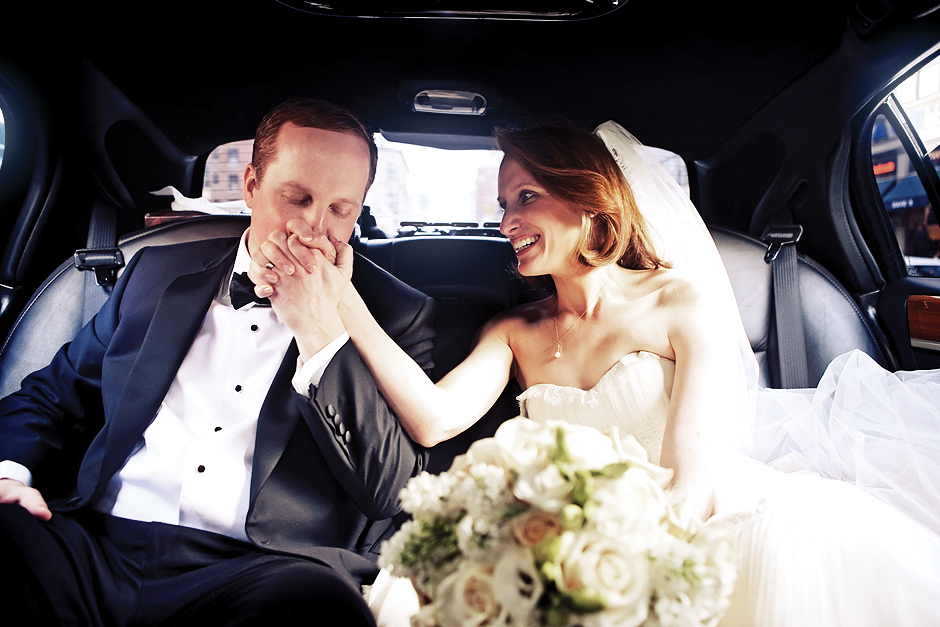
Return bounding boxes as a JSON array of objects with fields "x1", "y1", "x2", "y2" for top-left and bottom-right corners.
[
  {"x1": 339, "y1": 283, "x2": 515, "y2": 446},
  {"x1": 249, "y1": 225, "x2": 516, "y2": 447},
  {"x1": 659, "y1": 278, "x2": 744, "y2": 519}
]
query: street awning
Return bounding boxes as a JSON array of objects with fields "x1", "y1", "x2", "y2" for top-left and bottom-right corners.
[{"x1": 882, "y1": 174, "x2": 929, "y2": 211}]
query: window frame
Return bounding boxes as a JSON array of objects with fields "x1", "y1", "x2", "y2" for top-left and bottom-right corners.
[{"x1": 853, "y1": 55, "x2": 940, "y2": 282}]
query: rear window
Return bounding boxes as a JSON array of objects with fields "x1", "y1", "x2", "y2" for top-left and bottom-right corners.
[
  {"x1": 203, "y1": 140, "x2": 252, "y2": 203},
  {"x1": 201, "y1": 133, "x2": 689, "y2": 239}
]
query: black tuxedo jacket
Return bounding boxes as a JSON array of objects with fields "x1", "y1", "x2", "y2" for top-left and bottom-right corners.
[{"x1": 0, "y1": 236, "x2": 435, "y2": 583}]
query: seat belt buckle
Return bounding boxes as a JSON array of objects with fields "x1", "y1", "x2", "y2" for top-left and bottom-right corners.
[
  {"x1": 74, "y1": 248, "x2": 125, "y2": 286},
  {"x1": 760, "y1": 224, "x2": 803, "y2": 263}
]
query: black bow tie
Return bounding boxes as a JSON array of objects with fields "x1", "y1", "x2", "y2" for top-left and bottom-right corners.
[{"x1": 229, "y1": 272, "x2": 271, "y2": 310}]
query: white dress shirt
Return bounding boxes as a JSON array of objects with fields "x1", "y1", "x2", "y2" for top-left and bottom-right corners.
[{"x1": 1, "y1": 231, "x2": 348, "y2": 542}]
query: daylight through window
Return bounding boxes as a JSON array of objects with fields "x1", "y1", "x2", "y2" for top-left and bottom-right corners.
[
  {"x1": 202, "y1": 134, "x2": 689, "y2": 239},
  {"x1": 871, "y1": 58, "x2": 940, "y2": 275}
]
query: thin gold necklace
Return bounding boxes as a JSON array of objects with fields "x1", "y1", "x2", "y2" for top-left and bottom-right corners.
[{"x1": 552, "y1": 269, "x2": 614, "y2": 359}]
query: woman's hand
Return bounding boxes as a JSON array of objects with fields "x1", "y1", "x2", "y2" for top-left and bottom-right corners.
[
  {"x1": 666, "y1": 475, "x2": 716, "y2": 522},
  {"x1": 247, "y1": 218, "x2": 354, "y2": 361}
]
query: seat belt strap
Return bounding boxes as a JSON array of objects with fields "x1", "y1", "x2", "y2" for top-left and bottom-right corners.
[
  {"x1": 761, "y1": 224, "x2": 809, "y2": 388},
  {"x1": 74, "y1": 201, "x2": 125, "y2": 325}
]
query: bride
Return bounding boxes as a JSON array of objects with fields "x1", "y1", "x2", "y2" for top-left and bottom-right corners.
[{"x1": 251, "y1": 120, "x2": 940, "y2": 625}]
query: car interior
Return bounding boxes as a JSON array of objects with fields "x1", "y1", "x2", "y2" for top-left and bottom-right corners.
[{"x1": 1, "y1": 0, "x2": 939, "y2": 472}]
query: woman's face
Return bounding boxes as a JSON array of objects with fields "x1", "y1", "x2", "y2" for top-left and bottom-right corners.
[{"x1": 497, "y1": 156, "x2": 585, "y2": 277}]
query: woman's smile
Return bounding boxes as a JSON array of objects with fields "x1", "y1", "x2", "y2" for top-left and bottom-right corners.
[{"x1": 512, "y1": 234, "x2": 541, "y2": 255}]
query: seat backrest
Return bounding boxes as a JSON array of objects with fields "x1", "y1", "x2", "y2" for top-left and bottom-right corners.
[
  {"x1": 0, "y1": 217, "x2": 890, "y2": 472},
  {"x1": 710, "y1": 226, "x2": 889, "y2": 387},
  {"x1": 0, "y1": 215, "x2": 250, "y2": 397}
]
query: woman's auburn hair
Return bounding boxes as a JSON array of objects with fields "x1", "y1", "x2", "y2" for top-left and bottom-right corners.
[{"x1": 495, "y1": 121, "x2": 668, "y2": 279}]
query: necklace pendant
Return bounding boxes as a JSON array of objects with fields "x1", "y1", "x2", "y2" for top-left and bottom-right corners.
[{"x1": 554, "y1": 347, "x2": 562, "y2": 359}]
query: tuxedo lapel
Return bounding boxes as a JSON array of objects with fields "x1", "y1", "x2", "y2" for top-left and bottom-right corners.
[
  {"x1": 249, "y1": 340, "x2": 302, "y2": 504},
  {"x1": 247, "y1": 255, "x2": 379, "y2": 506},
  {"x1": 99, "y1": 242, "x2": 237, "y2": 485}
]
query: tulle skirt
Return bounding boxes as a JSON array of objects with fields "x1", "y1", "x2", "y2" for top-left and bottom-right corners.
[
  {"x1": 707, "y1": 350, "x2": 940, "y2": 626},
  {"x1": 751, "y1": 350, "x2": 940, "y2": 535},
  {"x1": 708, "y1": 454, "x2": 940, "y2": 626}
]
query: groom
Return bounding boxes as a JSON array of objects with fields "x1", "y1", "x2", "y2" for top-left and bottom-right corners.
[{"x1": 0, "y1": 98, "x2": 435, "y2": 625}]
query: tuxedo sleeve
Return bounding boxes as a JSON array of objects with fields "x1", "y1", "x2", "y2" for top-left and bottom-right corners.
[
  {"x1": 294, "y1": 261, "x2": 436, "y2": 521},
  {"x1": 0, "y1": 251, "x2": 142, "y2": 492}
]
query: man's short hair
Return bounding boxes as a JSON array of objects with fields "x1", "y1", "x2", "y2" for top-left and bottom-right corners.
[{"x1": 252, "y1": 98, "x2": 378, "y2": 191}]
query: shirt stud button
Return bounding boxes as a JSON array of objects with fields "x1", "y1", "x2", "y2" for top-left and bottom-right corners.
[
  {"x1": 235, "y1": 385, "x2": 242, "y2": 392},
  {"x1": 250, "y1": 324, "x2": 259, "y2": 332},
  {"x1": 197, "y1": 465, "x2": 206, "y2": 473}
]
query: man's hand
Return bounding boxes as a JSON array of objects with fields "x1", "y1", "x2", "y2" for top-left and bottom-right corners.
[
  {"x1": 0, "y1": 479, "x2": 51, "y2": 521},
  {"x1": 247, "y1": 219, "x2": 355, "y2": 361}
]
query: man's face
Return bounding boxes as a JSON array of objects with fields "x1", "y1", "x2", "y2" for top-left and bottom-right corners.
[{"x1": 244, "y1": 123, "x2": 371, "y2": 253}]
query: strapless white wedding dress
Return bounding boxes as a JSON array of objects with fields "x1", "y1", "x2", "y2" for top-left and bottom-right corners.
[{"x1": 518, "y1": 350, "x2": 940, "y2": 627}]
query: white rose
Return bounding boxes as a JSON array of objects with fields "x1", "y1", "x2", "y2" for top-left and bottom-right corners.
[
  {"x1": 590, "y1": 469, "x2": 669, "y2": 546},
  {"x1": 513, "y1": 464, "x2": 572, "y2": 513},
  {"x1": 435, "y1": 561, "x2": 508, "y2": 627},
  {"x1": 559, "y1": 423, "x2": 622, "y2": 469},
  {"x1": 492, "y1": 418, "x2": 556, "y2": 473},
  {"x1": 609, "y1": 428, "x2": 674, "y2": 488},
  {"x1": 462, "y1": 438, "x2": 506, "y2": 469},
  {"x1": 555, "y1": 530, "x2": 650, "y2": 627}
]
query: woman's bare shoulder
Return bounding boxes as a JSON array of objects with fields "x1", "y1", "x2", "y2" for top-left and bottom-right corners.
[
  {"x1": 649, "y1": 267, "x2": 711, "y2": 310},
  {"x1": 651, "y1": 267, "x2": 743, "y2": 352},
  {"x1": 480, "y1": 296, "x2": 553, "y2": 336}
]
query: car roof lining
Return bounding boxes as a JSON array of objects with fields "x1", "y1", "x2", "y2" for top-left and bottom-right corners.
[{"x1": 39, "y1": 0, "x2": 852, "y2": 160}]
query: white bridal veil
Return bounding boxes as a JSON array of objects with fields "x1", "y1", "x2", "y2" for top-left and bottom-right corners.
[
  {"x1": 595, "y1": 120, "x2": 940, "y2": 535},
  {"x1": 594, "y1": 121, "x2": 759, "y2": 452}
]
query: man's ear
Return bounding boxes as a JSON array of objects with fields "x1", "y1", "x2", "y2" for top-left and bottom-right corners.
[{"x1": 243, "y1": 163, "x2": 259, "y2": 208}]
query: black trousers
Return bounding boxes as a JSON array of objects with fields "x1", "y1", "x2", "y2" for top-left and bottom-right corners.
[{"x1": 0, "y1": 504, "x2": 376, "y2": 626}]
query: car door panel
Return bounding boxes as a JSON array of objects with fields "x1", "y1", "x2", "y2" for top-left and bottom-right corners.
[{"x1": 881, "y1": 278, "x2": 940, "y2": 370}]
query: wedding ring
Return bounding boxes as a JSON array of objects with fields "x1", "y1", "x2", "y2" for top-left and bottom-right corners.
[{"x1": 265, "y1": 262, "x2": 275, "y2": 270}]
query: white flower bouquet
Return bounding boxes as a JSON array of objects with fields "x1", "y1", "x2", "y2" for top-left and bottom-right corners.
[{"x1": 379, "y1": 418, "x2": 737, "y2": 627}]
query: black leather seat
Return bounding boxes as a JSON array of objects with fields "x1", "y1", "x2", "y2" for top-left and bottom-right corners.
[
  {"x1": 0, "y1": 217, "x2": 890, "y2": 472},
  {"x1": 0, "y1": 215, "x2": 251, "y2": 398},
  {"x1": 710, "y1": 226, "x2": 889, "y2": 387}
]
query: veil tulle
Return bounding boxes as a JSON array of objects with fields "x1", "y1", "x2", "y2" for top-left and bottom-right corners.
[
  {"x1": 594, "y1": 121, "x2": 758, "y2": 453},
  {"x1": 595, "y1": 120, "x2": 940, "y2": 535}
]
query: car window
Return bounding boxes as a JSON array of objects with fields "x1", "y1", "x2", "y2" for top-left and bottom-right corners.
[
  {"x1": 203, "y1": 139, "x2": 252, "y2": 203},
  {"x1": 202, "y1": 134, "x2": 689, "y2": 239},
  {"x1": 870, "y1": 58, "x2": 940, "y2": 276}
]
